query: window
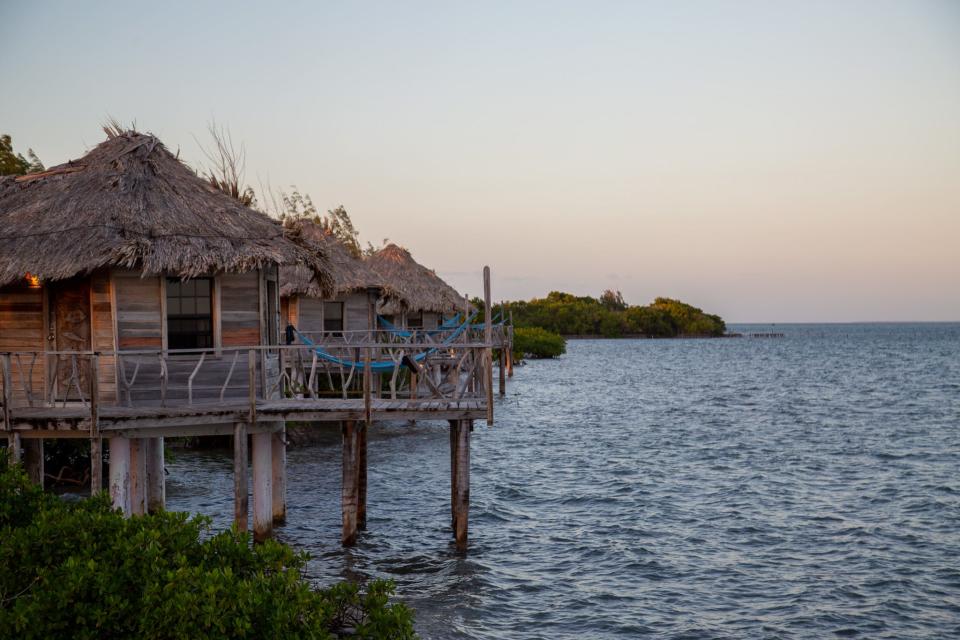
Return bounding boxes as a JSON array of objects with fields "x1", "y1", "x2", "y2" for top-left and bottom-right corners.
[
  {"x1": 167, "y1": 278, "x2": 213, "y2": 350},
  {"x1": 323, "y1": 301, "x2": 343, "y2": 333},
  {"x1": 406, "y1": 311, "x2": 423, "y2": 330}
]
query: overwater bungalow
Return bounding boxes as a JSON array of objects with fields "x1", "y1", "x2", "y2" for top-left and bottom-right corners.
[
  {"x1": 0, "y1": 129, "x2": 495, "y2": 549},
  {"x1": 366, "y1": 243, "x2": 468, "y2": 331},
  {"x1": 0, "y1": 129, "x2": 329, "y2": 521},
  {"x1": 279, "y1": 219, "x2": 398, "y2": 337}
]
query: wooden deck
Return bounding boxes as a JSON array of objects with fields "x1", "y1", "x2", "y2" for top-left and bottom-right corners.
[{"x1": 10, "y1": 397, "x2": 487, "y2": 437}]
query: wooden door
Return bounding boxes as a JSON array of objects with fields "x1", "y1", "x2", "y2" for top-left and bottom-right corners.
[{"x1": 49, "y1": 279, "x2": 91, "y2": 400}]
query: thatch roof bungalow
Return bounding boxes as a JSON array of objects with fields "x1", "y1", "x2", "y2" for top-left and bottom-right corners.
[
  {"x1": 365, "y1": 243, "x2": 467, "y2": 330},
  {"x1": 279, "y1": 219, "x2": 399, "y2": 335},
  {"x1": 0, "y1": 129, "x2": 331, "y2": 405}
]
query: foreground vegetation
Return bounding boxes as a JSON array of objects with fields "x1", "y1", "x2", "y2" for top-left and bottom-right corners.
[
  {"x1": 505, "y1": 291, "x2": 726, "y2": 338},
  {"x1": 0, "y1": 462, "x2": 415, "y2": 639}
]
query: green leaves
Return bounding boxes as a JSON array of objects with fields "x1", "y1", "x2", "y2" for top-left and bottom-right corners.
[{"x1": 0, "y1": 460, "x2": 416, "y2": 639}]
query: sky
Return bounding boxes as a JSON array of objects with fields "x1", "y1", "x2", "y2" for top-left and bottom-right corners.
[{"x1": 2, "y1": 1, "x2": 958, "y2": 322}]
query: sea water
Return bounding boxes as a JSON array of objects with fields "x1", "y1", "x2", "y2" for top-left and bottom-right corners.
[{"x1": 166, "y1": 323, "x2": 960, "y2": 638}]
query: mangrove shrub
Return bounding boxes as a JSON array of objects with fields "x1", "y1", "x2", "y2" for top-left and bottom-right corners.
[
  {"x1": 512, "y1": 326, "x2": 566, "y2": 359},
  {"x1": 0, "y1": 462, "x2": 416, "y2": 639}
]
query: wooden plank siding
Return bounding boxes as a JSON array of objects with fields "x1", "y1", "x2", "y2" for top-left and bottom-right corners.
[
  {"x1": 221, "y1": 272, "x2": 261, "y2": 347},
  {"x1": 113, "y1": 271, "x2": 163, "y2": 350},
  {"x1": 295, "y1": 292, "x2": 372, "y2": 333},
  {"x1": 90, "y1": 271, "x2": 118, "y2": 401},
  {"x1": 344, "y1": 292, "x2": 369, "y2": 332},
  {"x1": 0, "y1": 284, "x2": 46, "y2": 405}
]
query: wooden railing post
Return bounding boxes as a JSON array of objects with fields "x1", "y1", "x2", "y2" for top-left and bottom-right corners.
[
  {"x1": 363, "y1": 347, "x2": 372, "y2": 425},
  {"x1": 90, "y1": 354, "x2": 102, "y2": 494},
  {"x1": 483, "y1": 266, "x2": 493, "y2": 425},
  {"x1": 1, "y1": 353, "x2": 11, "y2": 435},
  {"x1": 248, "y1": 350, "x2": 257, "y2": 426}
]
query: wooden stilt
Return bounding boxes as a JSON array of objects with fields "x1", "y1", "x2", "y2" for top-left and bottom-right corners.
[
  {"x1": 129, "y1": 438, "x2": 147, "y2": 515},
  {"x1": 453, "y1": 420, "x2": 471, "y2": 550},
  {"x1": 6, "y1": 433, "x2": 21, "y2": 465},
  {"x1": 23, "y1": 438, "x2": 43, "y2": 486},
  {"x1": 341, "y1": 420, "x2": 359, "y2": 546},
  {"x1": 108, "y1": 437, "x2": 131, "y2": 516},
  {"x1": 498, "y1": 349, "x2": 506, "y2": 396},
  {"x1": 145, "y1": 437, "x2": 165, "y2": 513},
  {"x1": 358, "y1": 422, "x2": 367, "y2": 530},
  {"x1": 449, "y1": 420, "x2": 457, "y2": 530},
  {"x1": 252, "y1": 431, "x2": 273, "y2": 542},
  {"x1": 233, "y1": 422, "x2": 248, "y2": 533},
  {"x1": 90, "y1": 436, "x2": 103, "y2": 494},
  {"x1": 271, "y1": 425, "x2": 286, "y2": 524},
  {"x1": 483, "y1": 267, "x2": 494, "y2": 425},
  {"x1": 507, "y1": 347, "x2": 514, "y2": 377}
]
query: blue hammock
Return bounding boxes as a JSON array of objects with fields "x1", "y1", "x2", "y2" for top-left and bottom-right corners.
[{"x1": 294, "y1": 314, "x2": 475, "y2": 373}]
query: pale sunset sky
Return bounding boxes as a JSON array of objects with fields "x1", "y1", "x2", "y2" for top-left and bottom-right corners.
[{"x1": 2, "y1": 1, "x2": 958, "y2": 322}]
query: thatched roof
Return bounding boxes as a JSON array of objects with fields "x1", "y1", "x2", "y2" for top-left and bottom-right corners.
[
  {"x1": 366, "y1": 243, "x2": 466, "y2": 314},
  {"x1": 279, "y1": 218, "x2": 397, "y2": 300},
  {"x1": 0, "y1": 130, "x2": 332, "y2": 292}
]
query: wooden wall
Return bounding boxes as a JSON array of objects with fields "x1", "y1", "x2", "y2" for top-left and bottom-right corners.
[
  {"x1": 0, "y1": 283, "x2": 45, "y2": 404},
  {"x1": 91, "y1": 271, "x2": 118, "y2": 401},
  {"x1": 221, "y1": 272, "x2": 261, "y2": 347},
  {"x1": 113, "y1": 270, "x2": 163, "y2": 349},
  {"x1": 345, "y1": 292, "x2": 369, "y2": 332},
  {"x1": 293, "y1": 291, "x2": 372, "y2": 333},
  {"x1": 297, "y1": 297, "x2": 324, "y2": 333}
]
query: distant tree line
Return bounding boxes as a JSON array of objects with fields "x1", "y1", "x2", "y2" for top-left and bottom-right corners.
[{"x1": 483, "y1": 291, "x2": 726, "y2": 338}]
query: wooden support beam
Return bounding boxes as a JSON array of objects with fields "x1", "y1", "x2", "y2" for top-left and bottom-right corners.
[
  {"x1": 483, "y1": 266, "x2": 494, "y2": 425},
  {"x1": 507, "y1": 310, "x2": 514, "y2": 377},
  {"x1": 358, "y1": 422, "x2": 367, "y2": 530},
  {"x1": 271, "y1": 425, "x2": 286, "y2": 524},
  {"x1": 1, "y1": 353, "x2": 12, "y2": 437},
  {"x1": 90, "y1": 353, "x2": 102, "y2": 494},
  {"x1": 90, "y1": 436, "x2": 103, "y2": 494},
  {"x1": 449, "y1": 420, "x2": 457, "y2": 530},
  {"x1": 341, "y1": 420, "x2": 359, "y2": 546},
  {"x1": 145, "y1": 437, "x2": 165, "y2": 513},
  {"x1": 7, "y1": 432, "x2": 21, "y2": 465},
  {"x1": 498, "y1": 349, "x2": 506, "y2": 396},
  {"x1": 109, "y1": 436, "x2": 131, "y2": 516},
  {"x1": 452, "y1": 419, "x2": 471, "y2": 550},
  {"x1": 251, "y1": 431, "x2": 273, "y2": 542},
  {"x1": 233, "y1": 422, "x2": 248, "y2": 533},
  {"x1": 129, "y1": 438, "x2": 147, "y2": 515},
  {"x1": 23, "y1": 439, "x2": 43, "y2": 486}
]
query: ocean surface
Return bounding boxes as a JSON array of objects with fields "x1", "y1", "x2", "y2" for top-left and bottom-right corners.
[{"x1": 166, "y1": 323, "x2": 960, "y2": 638}]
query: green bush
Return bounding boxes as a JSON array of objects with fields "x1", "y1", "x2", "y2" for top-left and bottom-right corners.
[
  {"x1": 0, "y1": 461, "x2": 415, "y2": 639},
  {"x1": 512, "y1": 326, "x2": 566, "y2": 359}
]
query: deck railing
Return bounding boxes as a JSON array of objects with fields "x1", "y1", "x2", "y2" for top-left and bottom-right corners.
[{"x1": 0, "y1": 335, "x2": 496, "y2": 427}]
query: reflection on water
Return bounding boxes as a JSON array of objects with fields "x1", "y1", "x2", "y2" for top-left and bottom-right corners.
[{"x1": 167, "y1": 324, "x2": 960, "y2": 639}]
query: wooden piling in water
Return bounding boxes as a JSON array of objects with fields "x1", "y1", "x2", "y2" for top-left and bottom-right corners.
[
  {"x1": 109, "y1": 436, "x2": 131, "y2": 516},
  {"x1": 146, "y1": 437, "x2": 165, "y2": 513},
  {"x1": 449, "y1": 420, "x2": 457, "y2": 529},
  {"x1": 341, "y1": 420, "x2": 359, "y2": 546},
  {"x1": 498, "y1": 349, "x2": 506, "y2": 396},
  {"x1": 358, "y1": 423, "x2": 368, "y2": 530},
  {"x1": 233, "y1": 422, "x2": 248, "y2": 533},
  {"x1": 451, "y1": 419, "x2": 471, "y2": 550},
  {"x1": 252, "y1": 431, "x2": 273, "y2": 542},
  {"x1": 271, "y1": 425, "x2": 286, "y2": 524}
]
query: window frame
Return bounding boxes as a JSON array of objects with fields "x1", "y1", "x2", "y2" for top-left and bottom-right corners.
[{"x1": 165, "y1": 277, "x2": 214, "y2": 351}]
